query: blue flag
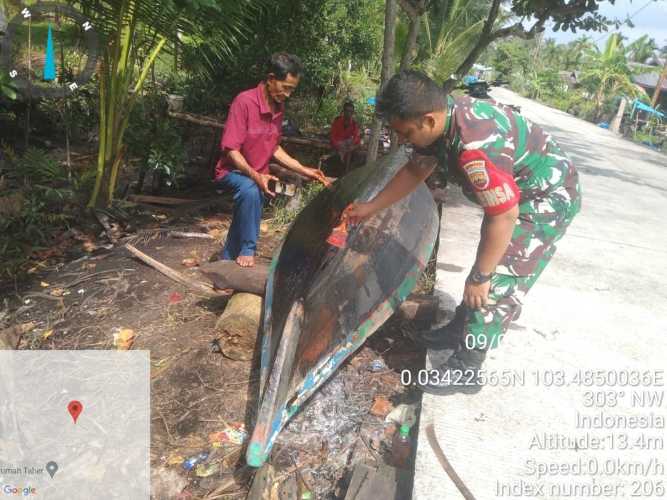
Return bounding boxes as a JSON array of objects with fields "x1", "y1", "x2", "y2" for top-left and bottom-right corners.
[{"x1": 43, "y1": 24, "x2": 56, "y2": 81}]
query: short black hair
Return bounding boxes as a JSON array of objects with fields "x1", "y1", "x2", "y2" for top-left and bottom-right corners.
[
  {"x1": 267, "y1": 52, "x2": 303, "y2": 80},
  {"x1": 376, "y1": 70, "x2": 447, "y2": 121},
  {"x1": 343, "y1": 101, "x2": 354, "y2": 110}
]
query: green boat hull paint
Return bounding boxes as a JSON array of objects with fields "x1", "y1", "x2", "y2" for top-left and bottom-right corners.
[{"x1": 247, "y1": 149, "x2": 439, "y2": 468}]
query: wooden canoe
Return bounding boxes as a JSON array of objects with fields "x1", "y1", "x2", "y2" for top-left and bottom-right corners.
[{"x1": 246, "y1": 149, "x2": 439, "y2": 467}]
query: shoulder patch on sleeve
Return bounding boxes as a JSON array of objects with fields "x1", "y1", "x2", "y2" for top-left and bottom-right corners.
[
  {"x1": 458, "y1": 149, "x2": 521, "y2": 215},
  {"x1": 461, "y1": 159, "x2": 490, "y2": 190}
]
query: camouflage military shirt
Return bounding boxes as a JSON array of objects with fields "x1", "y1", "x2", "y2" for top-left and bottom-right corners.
[{"x1": 440, "y1": 95, "x2": 581, "y2": 218}]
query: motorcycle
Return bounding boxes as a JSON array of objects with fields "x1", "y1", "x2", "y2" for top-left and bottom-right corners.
[{"x1": 460, "y1": 77, "x2": 521, "y2": 113}]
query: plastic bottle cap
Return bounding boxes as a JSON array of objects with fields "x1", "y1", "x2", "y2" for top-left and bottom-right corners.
[{"x1": 399, "y1": 424, "x2": 410, "y2": 436}]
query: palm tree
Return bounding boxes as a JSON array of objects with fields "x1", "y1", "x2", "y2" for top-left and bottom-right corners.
[
  {"x1": 627, "y1": 35, "x2": 658, "y2": 64},
  {"x1": 74, "y1": 0, "x2": 265, "y2": 207},
  {"x1": 418, "y1": 0, "x2": 494, "y2": 81},
  {"x1": 562, "y1": 36, "x2": 595, "y2": 70}
]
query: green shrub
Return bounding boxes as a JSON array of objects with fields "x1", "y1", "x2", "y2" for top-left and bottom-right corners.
[
  {"x1": 270, "y1": 181, "x2": 326, "y2": 229},
  {"x1": 0, "y1": 148, "x2": 83, "y2": 277}
]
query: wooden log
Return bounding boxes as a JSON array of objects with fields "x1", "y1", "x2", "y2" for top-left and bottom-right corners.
[
  {"x1": 127, "y1": 194, "x2": 200, "y2": 206},
  {"x1": 125, "y1": 244, "x2": 225, "y2": 298},
  {"x1": 199, "y1": 260, "x2": 271, "y2": 295},
  {"x1": 168, "y1": 110, "x2": 332, "y2": 150},
  {"x1": 168, "y1": 110, "x2": 224, "y2": 129},
  {"x1": 168, "y1": 231, "x2": 215, "y2": 240},
  {"x1": 214, "y1": 292, "x2": 262, "y2": 361},
  {"x1": 165, "y1": 196, "x2": 235, "y2": 224},
  {"x1": 200, "y1": 260, "x2": 438, "y2": 321},
  {"x1": 281, "y1": 135, "x2": 331, "y2": 150}
]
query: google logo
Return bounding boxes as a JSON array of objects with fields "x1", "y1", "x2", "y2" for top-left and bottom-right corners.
[{"x1": 1, "y1": 484, "x2": 37, "y2": 496}]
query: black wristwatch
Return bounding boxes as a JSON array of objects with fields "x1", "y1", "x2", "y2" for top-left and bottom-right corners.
[{"x1": 467, "y1": 268, "x2": 493, "y2": 284}]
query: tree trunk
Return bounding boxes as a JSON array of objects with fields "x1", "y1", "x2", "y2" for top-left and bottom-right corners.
[
  {"x1": 610, "y1": 97, "x2": 627, "y2": 134},
  {"x1": 444, "y1": 0, "x2": 502, "y2": 94},
  {"x1": 399, "y1": 15, "x2": 420, "y2": 70},
  {"x1": 366, "y1": 0, "x2": 398, "y2": 165},
  {"x1": 214, "y1": 292, "x2": 262, "y2": 361},
  {"x1": 651, "y1": 61, "x2": 667, "y2": 109}
]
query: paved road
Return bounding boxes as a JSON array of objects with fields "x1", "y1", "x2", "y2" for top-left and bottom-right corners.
[{"x1": 413, "y1": 88, "x2": 667, "y2": 499}]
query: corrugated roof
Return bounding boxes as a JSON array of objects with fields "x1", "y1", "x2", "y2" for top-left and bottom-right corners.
[{"x1": 633, "y1": 71, "x2": 667, "y2": 91}]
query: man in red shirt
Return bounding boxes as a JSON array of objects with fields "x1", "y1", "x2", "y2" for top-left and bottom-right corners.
[
  {"x1": 330, "y1": 101, "x2": 361, "y2": 172},
  {"x1": 214, "y1": 53, "x2": 328, "y2": 267}
]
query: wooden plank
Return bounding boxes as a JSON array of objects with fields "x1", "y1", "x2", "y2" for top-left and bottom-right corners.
[
  {"x1": 247, "y1": 301, "x2": 305, "y2": 467},
  {"x1": 127, "y1": 194, "x2": 200, "y2": 206},
  {"x1": 345, "y1": 464, "x2": 412, "y2": 500},
  {"x1": 245, "y1": 463, "x2": 276, "y2": 500},
  {"x1": 125, "y1": 244, "x2": 225, "y2": 298},
  {"x1": 344, "y1": 463, "x2": 374, "y2": 500}
]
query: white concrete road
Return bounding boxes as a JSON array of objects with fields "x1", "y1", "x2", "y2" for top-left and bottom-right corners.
[{"x1": 413, "y1": 88, "x2": 667, "y2": 499}]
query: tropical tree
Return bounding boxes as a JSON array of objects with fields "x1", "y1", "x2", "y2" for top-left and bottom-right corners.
[
  {"x1": 580, "y1": 33, "x2": 645, "y2": 116},
  {"x1": 562, "y1": 36, "x2": 595, "y2": 69},
  {"x1": 627, "y1": 35, "x2": 658, "y2": 64},
  {"x1": 417, "y1": 0, "x2": 493, "y2": 80},
  {"x1": 439, "y1": 0, "x2": 621, "y2": 92},
  {"x1": 73, "y1": 0, "x2": 265, "y2": 208},
  {"x1": 210, "y1": 0, "x2": 385, "y2": 97},
  {"x1": 485, "y1": 37, "x2": 534, "y2": 80}
]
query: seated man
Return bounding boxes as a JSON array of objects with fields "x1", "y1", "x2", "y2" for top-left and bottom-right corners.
[
  {"x1": 213, "y1": 52, "x2": 327, "y2": 267},
  {"x1": 330, "y1": 101, "x2": 361, "y2": 173}
]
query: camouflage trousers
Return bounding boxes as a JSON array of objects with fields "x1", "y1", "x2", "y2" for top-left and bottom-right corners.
[{"x1": 465, "y1": 164, "x2": 582, "y2": 350}]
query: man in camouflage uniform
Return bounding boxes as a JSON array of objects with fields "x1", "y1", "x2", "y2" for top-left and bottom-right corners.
[{"x1": 346, "y1": 71, "x2": 581, "y2": 394}]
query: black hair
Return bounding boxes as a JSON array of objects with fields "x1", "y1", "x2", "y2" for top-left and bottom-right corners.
[
  {"x1": 267, "y1": 52, "x2": 303, "y2": 81},
  {"x1": 343, "y1": 101, "x2": 355, "y2": 109},
  {"x1": 376, "y1": 70, "x2": 447, "y2": 121}
]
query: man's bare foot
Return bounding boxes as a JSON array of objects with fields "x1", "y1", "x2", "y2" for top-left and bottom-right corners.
[{"x1": 236, "y1": 255, "x2": 254, "y2": 267}]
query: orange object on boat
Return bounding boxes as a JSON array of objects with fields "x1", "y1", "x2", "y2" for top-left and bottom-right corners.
[{"x1": 326, "y1": 217, "x2": 349, "y2": 248}]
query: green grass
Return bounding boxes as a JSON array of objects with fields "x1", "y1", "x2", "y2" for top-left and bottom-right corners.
[{"x1": 269, "y1": 181, "x2": 326, "y2": 229}]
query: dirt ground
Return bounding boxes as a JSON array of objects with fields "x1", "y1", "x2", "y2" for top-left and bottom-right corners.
[{"x1": 1, "y1": 193, "x2": 428, "y2": 499}]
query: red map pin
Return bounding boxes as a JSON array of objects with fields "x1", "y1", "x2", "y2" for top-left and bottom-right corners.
[{"x1": 67, "y1": 400, "x2": 83, "y2": 423}]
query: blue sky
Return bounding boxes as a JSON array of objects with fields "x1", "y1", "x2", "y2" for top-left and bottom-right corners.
[{"x1": 544, "y1": 0, "x2": 667, "y2": 47}]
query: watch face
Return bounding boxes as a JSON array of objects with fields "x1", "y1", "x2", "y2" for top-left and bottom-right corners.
[
  {"x1": 469, "y1": 270, "x2": 491, "y2": 284},
  {"x1": 0, "y1": 3, "x2": 99, "y2": 99}
]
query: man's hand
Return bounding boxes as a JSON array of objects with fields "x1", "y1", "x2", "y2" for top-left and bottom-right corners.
[
  {"x1": 253, "y1": 172, "x2": 279, "y2": 198},
  {"x1": 301, "y1": 166, "x2": 331, "y2": 188},
  {"x1": 463, "y1": 280, "x2": 491, "y2": 309},
  {"x1": 344, "y1": 202, "x2": 380, "y2": 225}
]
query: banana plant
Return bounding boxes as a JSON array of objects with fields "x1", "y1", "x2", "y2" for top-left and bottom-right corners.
[
  {"x1": 580, "y1": 33, "x2": 648, "y2": 117},
  {"x1": 74, "y1": 0, "x2": 265, "y2": 207}
]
